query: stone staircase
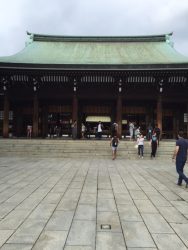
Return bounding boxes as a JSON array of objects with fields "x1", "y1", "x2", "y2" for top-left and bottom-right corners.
[{"x1": 0, "y1": 138, "x2": 176, "y2": 159}]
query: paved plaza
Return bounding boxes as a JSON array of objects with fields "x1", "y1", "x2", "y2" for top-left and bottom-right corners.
[{"x1": 0, "y1": 157, "x2": 188, "y2": 249}]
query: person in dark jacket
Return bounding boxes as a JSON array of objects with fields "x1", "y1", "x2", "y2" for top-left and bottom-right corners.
[
  {"x1": 172, "y1": 131, "x2": 188, "y2": 187},
  {"x1": 150, "y1": 131, "x2": 158, "y2": 158},
  {"x1": 154, "y1": 126, "x2": 161, "y2": 146}
]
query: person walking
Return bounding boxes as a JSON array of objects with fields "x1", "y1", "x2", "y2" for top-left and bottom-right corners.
[
  {"x1": 129, "y1": 121, "x2": 134, "y2": 141},
  {"x1": 81, "y1": 123, "x2": 86, "y2": 139},
  {"x1": 137, "y1": 134, "x2": 144, "y2": 158},
  {"x1": 110, "y1": 135, "x2": 119, "y2": 160},
  {"x1": 135, "y1": 126, "x2": 141, "y2": 139},
  {"x1": 111, "y1": 122, "x2": 118, "y2": 137},
  {"x1": 97, "y1": 121, "x2": 103, "y2": 139},
  {"x1": 86, "y1": 123, "x2": 91, "y2": 139},
  {"x1": 27, "y1": 125, "x2": 32, "y2": 138},
  {"x1": 150, "y1": 131, "x2": 158, "y2": 158},
  {"x1": 154, "y1": 125, "x2": 161, "y2": 146},
  {"x1": 71, "y1": 120, "x2": 77, "y2": 139},
  {"x1": 172, "y1": 131, "x2": 188, "y2": 187},
  {"x1": 147, "y1": 124, "x2": 153, "y2": 141}
]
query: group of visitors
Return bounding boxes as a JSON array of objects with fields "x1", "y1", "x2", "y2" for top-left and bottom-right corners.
[
  {"x1": 110, "y1": 121, "x2": 160, "y2": 160},
  {"x1": 81, "y1": 121, "x2": 102, "y2": 139},
  {"x1": 26, "y1": 120, "x2": 188, "y2": 189},
  {"x1": 97, "y1": 123, "x2": 184, "y2": 189},
  {"x1": 80, "y1": 121, "x2": 118, "y2": 140},
  {"x1": 129, "y1": 122, "x2": 160, "y2": 141},
  {"x1": 127, "y1": 121, "x2": 161, "y2": 159},
  {"x1": 111, "y1": 123, "x2": 188, "y2": 189},
  {"x1": 110, "y1": 123, "x2": 160, "y2": 160}
]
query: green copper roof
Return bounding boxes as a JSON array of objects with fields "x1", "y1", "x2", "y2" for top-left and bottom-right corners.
[{"x1": 0, "y1": 32, "x2": 188, "y2": 67}]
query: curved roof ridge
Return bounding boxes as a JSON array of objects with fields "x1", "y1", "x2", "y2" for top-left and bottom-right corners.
[{"x1": 26, "y1": 31, "x2": 173, "y2": 43}]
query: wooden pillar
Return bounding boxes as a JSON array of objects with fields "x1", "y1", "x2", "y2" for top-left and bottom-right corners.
[
  {"x1": 33, "y1": 93, "x2": 39, "y2": 137},
  {"x1": 3, "y1": 94, "x2": 9, "y2": 138},
  {"x1": 176, "y1": 115, "x2": 180, "y2": 135},
  {"x1": 145, "y1": 112, "x2": 150, "y2": 130},
  {"x1": 173, "y1": 112, "x2": 177, "y2": 139},
  {"x1": 187, "y1": 104, "x2": 188, "y2": 138},
  {"x1": 72, "y1": 93, "x2": 78, "y2": 123},
  {"x1": 157, "y1": 94, "x2": 162, "y2": 139},
  {"x1": 15, "y1": 107, "x2": 23, "y2": 137},
  {"x1": 72, "y1": 93, "x2": 78, "y2": 137},
  {"x1": 116, "y1": 94, "x2": 122, "y2": 138},
  {"x1": 145, "y1": 106, "x2": 151, "y2": 135},
  {"x1": 42, "y1": 105, "x2": 48, "y2": 138}
]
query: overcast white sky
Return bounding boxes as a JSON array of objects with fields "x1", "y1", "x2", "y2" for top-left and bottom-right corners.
[{"x1": 0, "y1": 0, "x2": 188, "y2": 57}]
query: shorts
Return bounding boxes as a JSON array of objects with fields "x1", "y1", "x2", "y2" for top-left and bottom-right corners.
[{"x1": 112, "y1": 146, "x2": 117, "y2": 151}]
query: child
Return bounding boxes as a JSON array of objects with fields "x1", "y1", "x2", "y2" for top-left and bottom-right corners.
[
  {"x1": 137, "y1": 134, "x2": 144, "y2": 158},
  {"x1": 110, "y1": 135, "x2": 119, "y2": 160}
]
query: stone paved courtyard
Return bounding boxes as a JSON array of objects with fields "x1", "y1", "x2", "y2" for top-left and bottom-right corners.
[{"x1": 0, "y1": 157, "x2": 188, "y2": 249}]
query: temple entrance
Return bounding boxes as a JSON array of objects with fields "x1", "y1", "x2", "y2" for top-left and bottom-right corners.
[
  {"x1": 46, "y1": 104, "x2": 72, "y2": 138},
  {"x1": 80, "y1": 103, "x2": 113, "y2": 138},
  {"x1": 47, "y1": 112, "x2": 72, "y2": 138},
  {"x1": 84, "y1": 116, "x2": 111, "y2": 138}
]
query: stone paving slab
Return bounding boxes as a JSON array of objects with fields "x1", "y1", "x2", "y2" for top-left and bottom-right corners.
[
  {"x1": 122, "y1": 221, "x2": 156, "y2": 248},
  {"x1": 0, "y1": 230, "x2": 14, "y2": 247},
  {"x1": 7, "y1": 219, "x2": 47, "y2": 244},
  {"x1": 142, "y1": 213, "x2": 174, "y2": 233},
  {"x1": 66, "y1": 220, "x2": 96, "y2": 246},
  {"x1": 1, "y1": 243, "x2": 33, "y2": 250},
  {"x1": 64, "y1": 247, "x2": 93, "y2": 250},
  {"x1": 0, "y1": 157, "x2": 188, "y2": 249},
  {"x1": 32, "y1": 230, "x2": 68, "y2": 250},
  {"x1": 96, "y1": 232, "x2": 126, "y2": 250},
  {"x1": 152, "y1": 233, "x2": 188, "y2": 250}
]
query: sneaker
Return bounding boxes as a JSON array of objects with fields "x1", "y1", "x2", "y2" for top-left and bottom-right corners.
[
  {"x1": 177, "y1": 183, "x2": 182, "y2": 186},
  {"x1": 142, "y1": 156, "x2": 143, "y2": 159}
]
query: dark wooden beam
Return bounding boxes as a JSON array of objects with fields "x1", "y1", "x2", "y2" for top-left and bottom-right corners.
[{"x1": 3, "y1": 93, "x2": 9, "y2": 138}]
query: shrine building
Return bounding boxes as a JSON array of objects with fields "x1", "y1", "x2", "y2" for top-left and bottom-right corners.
[{"x1": 0, "y1": 32, "x2": 188, "y2": 139}]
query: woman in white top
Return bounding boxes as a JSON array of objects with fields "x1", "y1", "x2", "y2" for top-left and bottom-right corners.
[
  {"x1": 129, "y1": 122, "x2": 134, "y2": 141},
  {"x1": 137, "y1": 134, "x2": 144, "y2": 158},
  {"x1": 97, "y1": 121, "x2": 103, "y2": 139},
  {"x1": 81, "y1": 123, "x2": 86, "y2": 139}
]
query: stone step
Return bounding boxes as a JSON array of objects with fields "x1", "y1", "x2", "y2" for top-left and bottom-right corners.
[
  {"x1": 0, "y1": 152, "x2": 173, "y2": 159},
  {"x1": 0, "y1": 140, "x2": 176, "y2": 146},
  {"x1": 0, "y1": 139, "x2": 176, "y2": 159},
  {"x1": 0, "y1": 147, "x2": 173, "y2": 151}
]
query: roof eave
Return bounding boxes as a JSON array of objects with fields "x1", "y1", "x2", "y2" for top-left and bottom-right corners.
[{"x1": 1, "y1": 62, "x2": 188, "y2": 71}]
